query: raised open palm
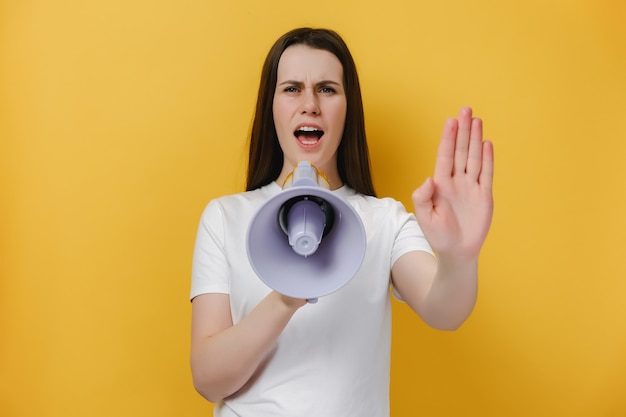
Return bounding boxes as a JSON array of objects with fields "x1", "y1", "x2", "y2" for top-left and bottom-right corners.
[{"x1": 412, "y1": 107, "x2": 494, "y2": 260}]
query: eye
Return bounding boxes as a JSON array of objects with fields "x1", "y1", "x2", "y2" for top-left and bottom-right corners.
[
  {"x1": 283, "y1": 86, "x2": 299, "y2": 93},
  {"x1": 319, "y1": 86, "x2": 336, "y2": 94}
]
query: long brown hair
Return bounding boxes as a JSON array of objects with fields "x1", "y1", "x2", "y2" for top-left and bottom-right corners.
[{"x1": 246, "y1": 28, "x2": 376, "y2": 197}]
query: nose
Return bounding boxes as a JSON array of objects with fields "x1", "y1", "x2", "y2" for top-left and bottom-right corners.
[{"x1": 300, "y1": 90, "x2": 320, "y2": 115}]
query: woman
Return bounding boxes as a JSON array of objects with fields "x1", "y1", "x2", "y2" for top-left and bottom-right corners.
[{"x1": 190, "y1": 28, "x2": 494, "y2": 416}]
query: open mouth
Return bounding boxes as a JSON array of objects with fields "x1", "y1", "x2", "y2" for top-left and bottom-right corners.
[{"x1": 294, "y1": 126, "x2": 324, "y2": 145}]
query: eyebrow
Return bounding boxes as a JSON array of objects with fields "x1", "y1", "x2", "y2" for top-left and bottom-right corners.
[{"x1": 277, "y1": 80, "x2": 343, "y2": 88}]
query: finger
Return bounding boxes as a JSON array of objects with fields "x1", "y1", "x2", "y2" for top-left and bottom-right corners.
[
  {"x1": 453, "y1": 107, "x2": 472, "y2": 175},
  {"x1": 412, "y1": 177, "x2": 435, "y2": 222},
  {"x1": 478, "y1": 140, "x2": 494, "y2": 190},
  {"x1": 466, "y1": 117, "x2": 484, "y2": 180},
  {"x1": 434, "y1": 118, "x2": 457, "y2": 180}
]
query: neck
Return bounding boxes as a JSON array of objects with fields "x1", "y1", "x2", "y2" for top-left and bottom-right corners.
[{"x1": 276, "y1": 163, "x2": 343, "y2": 190}]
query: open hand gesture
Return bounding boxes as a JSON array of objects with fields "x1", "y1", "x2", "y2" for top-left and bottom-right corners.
[{"x1": 412, "y1": 107, "x2": 494, "y2": 260}]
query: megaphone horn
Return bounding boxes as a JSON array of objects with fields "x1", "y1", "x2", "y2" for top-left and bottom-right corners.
[{"x1": 246, "y1": 161, "x2": 366, "y2": 303}]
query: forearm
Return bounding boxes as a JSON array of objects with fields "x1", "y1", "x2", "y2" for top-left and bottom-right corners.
[
  {"x1": 191, "y1": 291, "x2": 302, "y2": 402},
  {"x1": 419, "y1": 255, "x2": 479, "y2": 330}
]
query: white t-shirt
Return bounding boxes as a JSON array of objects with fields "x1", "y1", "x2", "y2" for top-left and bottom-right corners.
[{"x1": 191, "y1": 182, "x2": 434, "y2": 417}]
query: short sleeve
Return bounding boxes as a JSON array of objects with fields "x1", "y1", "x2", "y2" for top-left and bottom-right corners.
[
  {"x1": 190, "y1": 200, "x2": 231, "y2": 300},
  {"x1": 390, "y1": 201, "x2": 434, "y2": 265}
]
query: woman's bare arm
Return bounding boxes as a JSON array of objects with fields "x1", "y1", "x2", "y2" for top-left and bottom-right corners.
[{"x1": 190, "y1": 292, "x2": 305, "y2": 402}]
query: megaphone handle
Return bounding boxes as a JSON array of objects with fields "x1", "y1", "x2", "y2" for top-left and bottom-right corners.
[{"x1": 307, "y1": 298, "x2": 318, "y2": 304}]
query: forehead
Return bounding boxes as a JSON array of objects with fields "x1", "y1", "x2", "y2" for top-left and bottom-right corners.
[{"x1": 276, "y1": 45, "x2": 344, "y2": 82}]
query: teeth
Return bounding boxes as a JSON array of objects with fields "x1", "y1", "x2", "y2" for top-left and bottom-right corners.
[{"x1": 297, "y1": 126, "x2": 320, "y2": 132}]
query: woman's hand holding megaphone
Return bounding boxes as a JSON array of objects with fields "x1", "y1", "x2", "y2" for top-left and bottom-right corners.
[{"x1": 276, "y1": 291, "x2": 308, "y2": 310}]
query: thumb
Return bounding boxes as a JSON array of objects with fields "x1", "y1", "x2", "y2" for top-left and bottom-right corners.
[{"x1": 412, "y1": 177, "x2": 435, "y2": 221}]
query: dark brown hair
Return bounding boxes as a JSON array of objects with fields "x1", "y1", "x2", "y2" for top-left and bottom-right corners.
[{"x1": 246, "y1": 28, "x2": 376, "y2": 196}]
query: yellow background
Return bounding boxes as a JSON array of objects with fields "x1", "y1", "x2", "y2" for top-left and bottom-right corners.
[{"x1": 2, "y1": 0, "x2": 625, "y2": 416}]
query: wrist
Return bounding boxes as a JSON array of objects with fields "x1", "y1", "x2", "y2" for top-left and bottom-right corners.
[
  {"x1": 270, "y1": 291, "x2": 307, "y2": 311},
  {"x1": 436, "y1": 250, "x2": 479, "y2": 266}
]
